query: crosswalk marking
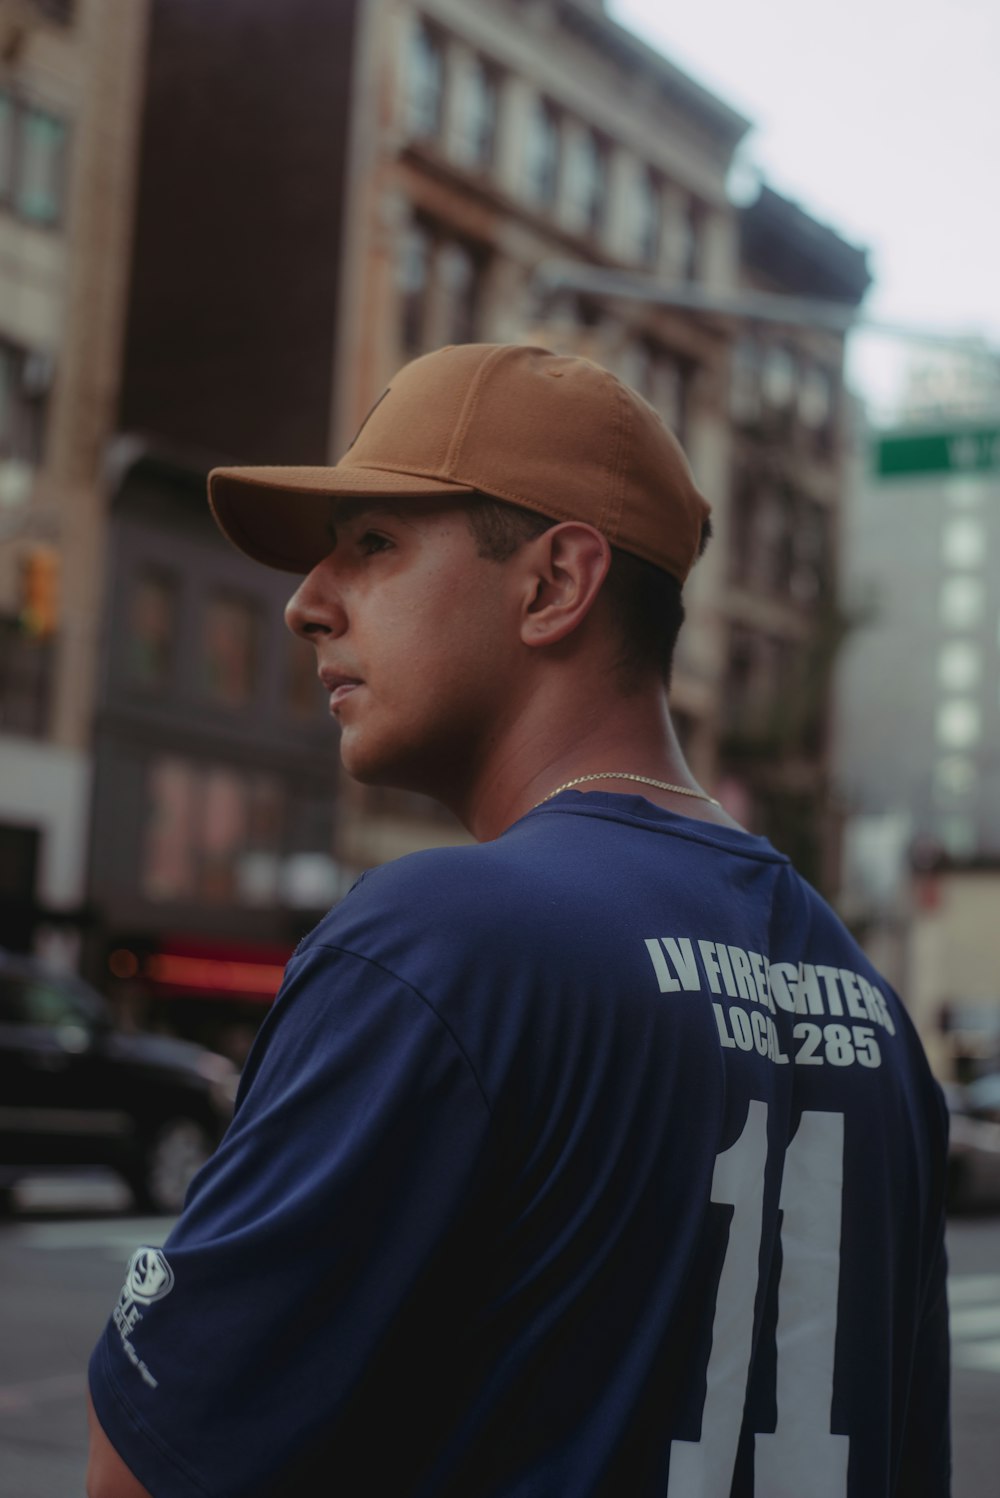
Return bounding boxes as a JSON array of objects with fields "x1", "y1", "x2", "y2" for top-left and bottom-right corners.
[
  {"x1": 9, "y1": 1213, "x2": 1000, "y2": 1376},
  {"x1": 948, "y1": 1274, "x2": 1000, "y2": 1305},
  {"x1": 10, "y1": 1218, "x2": 173, "y2": 1258},
  {"x1": 949, "y1": 1272, "x2": 1000, "y2": 1374}
]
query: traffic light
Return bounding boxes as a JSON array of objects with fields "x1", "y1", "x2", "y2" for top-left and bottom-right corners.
[{"x1": 20, "y1": 545, "x2": 59, "y2": 637}]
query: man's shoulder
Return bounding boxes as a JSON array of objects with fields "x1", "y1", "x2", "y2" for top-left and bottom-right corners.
[
  {"x1": 297, "y1": 839, "x2": 534, "y2": 958},
  {"x1": 365, "y1": 838, "x2": 518, "y2": 898}
]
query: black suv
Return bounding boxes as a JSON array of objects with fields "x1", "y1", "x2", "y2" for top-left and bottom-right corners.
[{"x1": 0, "y1": 949, "x2": 238, "y2": 1213}]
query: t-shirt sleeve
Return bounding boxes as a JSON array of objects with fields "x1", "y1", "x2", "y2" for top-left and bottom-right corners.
[{"x1": 88, "y1": 941, "x2": 492, "y2": 1498}]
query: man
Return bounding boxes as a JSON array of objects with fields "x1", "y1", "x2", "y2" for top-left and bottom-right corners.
[{"x1": 88, "y1": 343, "x2": 950, "y2": 1497}]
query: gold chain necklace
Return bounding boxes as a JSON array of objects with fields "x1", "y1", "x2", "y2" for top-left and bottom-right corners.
[{"x1": 534, "y1": 772, "x2": 720, "y2": 808}]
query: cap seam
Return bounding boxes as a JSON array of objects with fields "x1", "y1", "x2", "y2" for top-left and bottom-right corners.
[
  {"x1": 443, "y1": 344, "x2": 508, "y2": 476},
  {"x1": 603, "y1": 378, "x2": 629, "y2": 542}
]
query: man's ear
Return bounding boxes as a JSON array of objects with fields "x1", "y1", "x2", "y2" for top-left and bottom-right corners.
[{"x1": 519, "y1": 523, "x2": 611, "y2": 649}]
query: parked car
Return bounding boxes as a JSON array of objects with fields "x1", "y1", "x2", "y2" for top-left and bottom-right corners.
[
  {"x1": 943, "y1": 1072, "x2": 1000, "y2": 1212},
  {"x1": 0, "y1": 949, "x2": 238, "y2": 1213}
]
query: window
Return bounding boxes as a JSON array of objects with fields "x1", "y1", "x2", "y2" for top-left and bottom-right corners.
[
  {"x1": 142, "y1": 757, "x2": 286, "y2": 906},
  {"x1": 936, "y1": 699, "x2": 980, "y2": 750},
  {"x1": 460, "y1": 58, "x2": 498, "y2": 168},
  {"x1": 143, "y1": 758, "x2": 199, "y2": 901},
  {"x1": 567, "y1": 128, "x2": 607, "y2": 236},
  {"x1": 941, "y1": 517, "x2": 985, "y2": 569},
  {"x1": 0, "y1": 90, "x2": 69, "y2": 227},
  {"x1": 798, "y1": 364, "x2": 835, "y2": 452},
  {"x1": 201, "y1": 592, "x2": 259, "y2": 707},
  {"x1": 933, "y1": 756, "x2": 977, "y2": 799},
  {"x1": 936, "y1": 814, "x2": 977, "y2": 860},
  {"x1": 797, "y1": 365, "x2": 833, "y2": 428},
  {"x1": 634, "y1": 167, "x2": 662, "y2": 266},
  {"x1": 789, "y1": 500, "x2": 831, "y2": 606},
  {"x1": 939, "y1": 576, "x2": 985, "y2": 629},
  {"x1": 398, "y1": 220, "x2": 431, "y2": 354},
  {"x1": 730, "y1": 340, "x2": 761, "y2": 425},
  {"x1": 0, "y1": 340, "x2": 47, "y2": 464},
  {"x1": 723, "y1": 628, "x2": 790, "y2": 737},
  {"x1": 16, "y1": 107, "x2": 67, "y2": 224},
  {"x1": 406, "y1": 20, "x2": 445, "y2": 138},
  {"x1": 397, "y1": 218, "x2": 483, "y2": 355},
  {"x1": 201, "y1": 768, "x2": 250, "y2": 902},
  {"x1": 665, "y1": 195, "x2": 702, "y2": 281},
  {"x1": 762, "y1": 346, "x2": 797, "y2": 409},
  {"x1": 0, "y1": 92, "x2": 14, "y2": 199},
  {"x1": 524, "y1": 97, "x2": 560, "y2": 207},
  {"x1": 437, "y1": 242, "x2": 478, "y2": 345},
  {"x1": 622, "y1": 341, "x2": 688, "y2": 441},
  {"x1": 729, "y1": 473, "x2": 785, "y2": 592},
  {"x1": 729, "y1": 476, "x2": 829, "y2": 605},
  {"x1": 128, "y1": 568, "x2": 176, "y2": 690},
  {"x1": 0, "y1": 91, "x2": 69, "y2": 226},
  {"x1": 938, "y1": 641, "x2": 981, "y2": 692}
]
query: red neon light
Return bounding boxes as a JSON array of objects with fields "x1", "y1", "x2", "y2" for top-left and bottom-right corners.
[{"x1": 146, "y1": 954, "x2": 285, "y2": 996}]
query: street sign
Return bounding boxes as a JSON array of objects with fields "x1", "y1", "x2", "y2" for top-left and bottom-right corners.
[{"x1": 874, "y1": 426, "x2": 1000, "y2": 478}]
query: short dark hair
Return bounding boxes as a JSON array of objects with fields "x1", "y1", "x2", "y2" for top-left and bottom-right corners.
[{"x1": 465, "y1": 495, "x2": 712, "y2": 691}]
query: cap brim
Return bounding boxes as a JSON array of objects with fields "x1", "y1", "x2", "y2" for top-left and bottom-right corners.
[{"x1": 208, "y1": 465, "x2": 479, "y2": 572}]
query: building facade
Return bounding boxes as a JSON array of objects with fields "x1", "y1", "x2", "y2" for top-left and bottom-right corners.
[
  {"x1": 835, "y1": 362, "x2": 1000, "y2": 1032},
  {"x1": 837, "y1": 348, "x2": 1000, "y2": 875},
  {"x1": 0, "y1": 0, "x2": 149, "y2": 958},
  {"x1": 721, "y1": 187, "x2": 871, "y2": 892}
]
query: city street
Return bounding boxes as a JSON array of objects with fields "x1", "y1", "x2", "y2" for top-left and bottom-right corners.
[{"x1": 0, "y1": 1172, "x2": 997, "y2": 1497}]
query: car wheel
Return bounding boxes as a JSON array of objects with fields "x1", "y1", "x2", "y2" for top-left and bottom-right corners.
[{"x1": 131, "y1": 1117, "x2": 214, "y2": 1215}]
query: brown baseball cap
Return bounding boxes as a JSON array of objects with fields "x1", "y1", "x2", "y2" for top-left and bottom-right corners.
[{"x1": 208, "y1": 342, "x2": 711, "y2": 582}]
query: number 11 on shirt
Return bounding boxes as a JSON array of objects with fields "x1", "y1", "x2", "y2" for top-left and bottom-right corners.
[{"x1": 667, "y1": 1101, "x2": 850, "y2": 1497}]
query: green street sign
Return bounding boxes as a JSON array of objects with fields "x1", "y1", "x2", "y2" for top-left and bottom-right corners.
[{"x1": 874, "y1": 425, "x2": 1000, "y2": 478}]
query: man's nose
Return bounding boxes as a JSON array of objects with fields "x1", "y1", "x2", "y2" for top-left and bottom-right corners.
[{"x1": 284, "y1": 559, "x2": 347, "y2": 640}]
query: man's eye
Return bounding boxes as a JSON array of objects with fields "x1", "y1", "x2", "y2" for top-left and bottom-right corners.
[{"x1": 358, "y1": 532, "x2": 392, "y2": 555}]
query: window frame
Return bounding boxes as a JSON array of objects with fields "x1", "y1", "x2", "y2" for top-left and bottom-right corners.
[
  {"x1": 524, "y1": 95, "x2": 561, "y2": 209},
  {"x1": 405, "y1": 18, "x2": 447, "y2": 141},
  {"x1": 0, "y1": 86, "x2": 69, "y2": 229}
]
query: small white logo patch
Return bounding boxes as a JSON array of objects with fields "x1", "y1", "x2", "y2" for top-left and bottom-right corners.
[{"x1": 125, "y1": 1247, "x2": 175, "y2": 1305}]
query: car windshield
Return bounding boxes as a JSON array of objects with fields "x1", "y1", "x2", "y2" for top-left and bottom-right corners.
[{"x1": 0, "y1": 972, "x2": 108, "y2": 1029}]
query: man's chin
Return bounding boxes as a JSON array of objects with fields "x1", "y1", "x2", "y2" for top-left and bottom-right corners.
[
  {"x1": 339, "y1": 736, "x2": 413, "y2": 791},
  {"x1": 338, "y1": 737, "x2": 450, "y2": 805}
]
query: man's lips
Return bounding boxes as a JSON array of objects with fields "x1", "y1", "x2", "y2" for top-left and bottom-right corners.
[{"x1": 319, "y1": 669, "x2": 364, "y2": 711}]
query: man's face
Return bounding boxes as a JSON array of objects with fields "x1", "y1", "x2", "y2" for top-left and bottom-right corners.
[{"x1": 285, "y1": 499, "x2": 526, "y2": 798}]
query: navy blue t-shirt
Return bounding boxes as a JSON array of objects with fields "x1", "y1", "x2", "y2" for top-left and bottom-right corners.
[{"x1": 90, "y1": 794, "x2": 950, "y2": 1497}]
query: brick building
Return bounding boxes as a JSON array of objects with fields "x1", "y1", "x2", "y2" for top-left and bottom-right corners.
[{"x1": 0, "y1": 0, "x2": 148, "y2": 957}]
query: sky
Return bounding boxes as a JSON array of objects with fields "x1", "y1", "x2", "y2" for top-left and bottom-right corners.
[{"x1": 608, "y1": 0, "x2": 1000, "y2": 416}]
